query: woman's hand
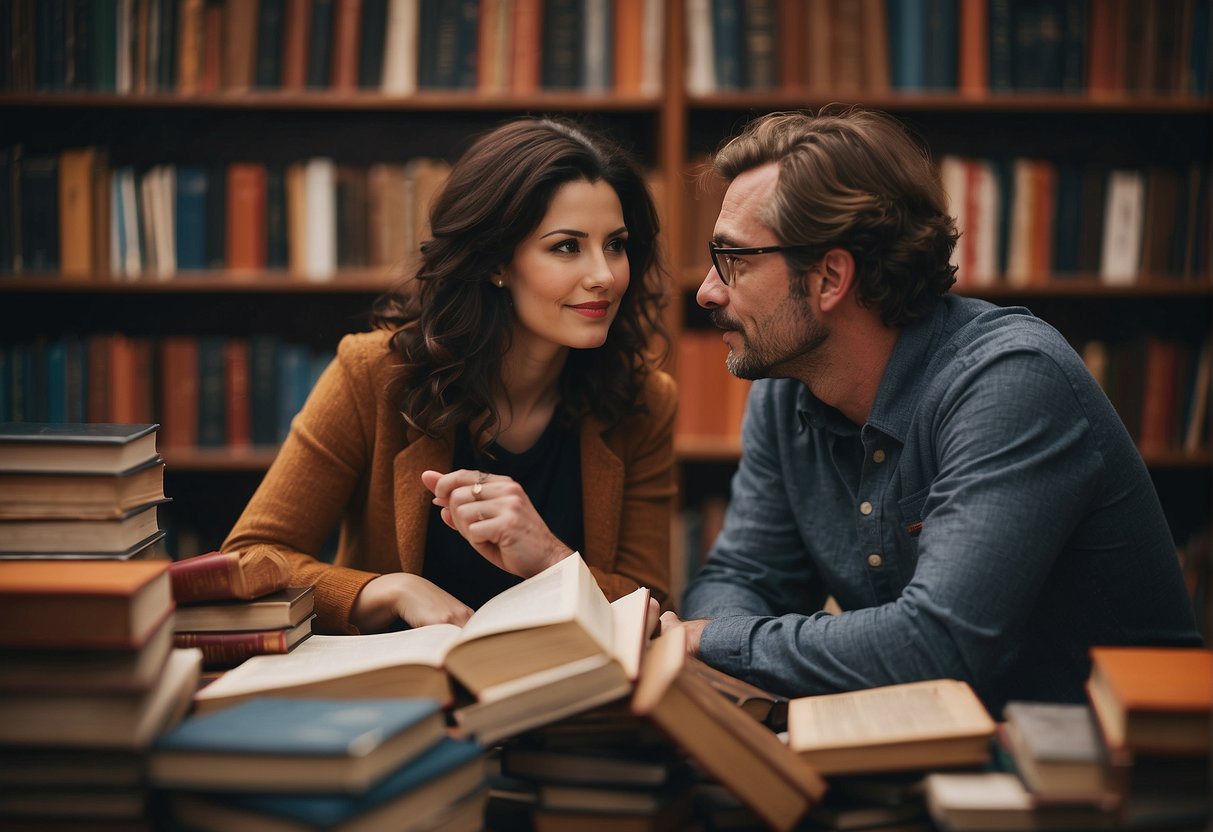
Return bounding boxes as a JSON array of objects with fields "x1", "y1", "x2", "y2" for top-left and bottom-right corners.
[
  {"x1": 421, "y1": 468, "x2": 574, "y2": 579},
  {"x1": 351, "y1": 572, "x2": 474, "y2": 632}
]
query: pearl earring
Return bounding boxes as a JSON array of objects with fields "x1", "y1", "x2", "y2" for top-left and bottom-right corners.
[{"x1": 496, "y1": 279, "x2": 504, "y2": 287}]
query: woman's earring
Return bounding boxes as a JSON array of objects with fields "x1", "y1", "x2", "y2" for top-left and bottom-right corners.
[{"x1": 496, "y1": 279, "x2": 504, "y2": 287}]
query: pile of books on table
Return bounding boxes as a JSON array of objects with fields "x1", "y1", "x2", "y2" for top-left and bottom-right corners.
[
  {"x1": 0, "y1": 559, "x2": 202, "y2": 830},
  {"x1": 168, "y1": 549, "x2": 315, "y2": 670},
  {"x1": 151, "y1": 697, "x2": 487, "y2": 831},
  {"x1": 0, "y1": 422, "x2": 169, "y2": 561}
]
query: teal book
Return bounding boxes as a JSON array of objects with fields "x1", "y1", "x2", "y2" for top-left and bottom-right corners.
[
  {"x1": 151, "y1": 698, "x2": 447, "y2": 794},
  {"x1": 209, "y1": 737, "x2": 483, "y2": 826},
  {"x1": 710, "y1": 0, "x2": 743, "y2": 91},
  {"x1": 174, "y1": 166, "x2": 209, "y2": 271}
]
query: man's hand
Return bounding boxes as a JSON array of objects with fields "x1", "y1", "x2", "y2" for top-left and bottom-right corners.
[{"x1": 659, "y1": 611, "x2": 708, "y2": 656}]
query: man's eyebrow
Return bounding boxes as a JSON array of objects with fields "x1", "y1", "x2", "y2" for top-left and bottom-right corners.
[{"x1": 711, "y1": 233, "x2": 740, "y2": 247}]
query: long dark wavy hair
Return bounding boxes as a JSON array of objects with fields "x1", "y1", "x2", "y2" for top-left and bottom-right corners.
[
  {"x1": 711, "y1": 105, "x2": 958, "y2": 327},
  {"x1": 370, "y1": 117, "x2": 668, "y2": 445}
]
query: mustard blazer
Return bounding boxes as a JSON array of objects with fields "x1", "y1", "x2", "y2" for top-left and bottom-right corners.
[{"x1": 223, "y1": 331, "x2": 677, "y2": 634}]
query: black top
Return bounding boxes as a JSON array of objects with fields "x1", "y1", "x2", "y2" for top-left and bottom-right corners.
[{"x1": 422, "y1": 419, "x2": 584, "y2": 610}]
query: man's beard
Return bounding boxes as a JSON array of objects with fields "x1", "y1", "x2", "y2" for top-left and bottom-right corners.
[{"x1": 710, "y1": 302, "x2": 827, "y2": 381}]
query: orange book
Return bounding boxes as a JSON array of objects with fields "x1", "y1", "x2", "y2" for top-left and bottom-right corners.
[
  {"x1": 1088, "y1": 0, "x2": 1128, "y2": 95},
  {"x1": 511, "y1": 0, "x2": 542, "y2": 94},
  {"x1": 226, "y1": 163, "x2": 268, "y2": 271},
  {"x1": 59, "y1": 147, "x2": 99, "y2": 277},
  {"x1": 1086, "y1": 646, "x2": 1212, "y2": 756},
  {"x1": 804, "y1": 0, "x2": 832, "y2": 93},
  {"x1": 329, "y1": 0, "x2": 362, "y2": 89},
  {"x1": 1138, "y1": 338, "x2": 1179, "y2": 453},
  {"x1": 198, "y1": 1, "x2": 224, "y2": 93},
  {"x1": 777, "y1": 0, "x2": 804, "y2": 90},
  {"x1": 958, "y1": 0, "x2": 987, "y2": 95},
  {"x1": 860, "y1": 0, "x2": 890, "y2": 93},
  {"x1": 177, "y1": 0, "x2": 205, "y2": 93},
  {"x1": 223, "y1": 337, "x2": 252, "y2": 449},
  {"x1": 159, "y1": 336, "x2": 199, "y2": 450},
  {"x1": 221, "y1": 0, "x2": 258, "y2": 90},
  {"x1": 0, "y1": 560, "x2": 173, "y2": 650},
  {"x1": 613, "y1": 0, "x2": 644, "y2": 93},
  {"x1": 282, "y1": 0, "x2": 313, "y2": 90}
]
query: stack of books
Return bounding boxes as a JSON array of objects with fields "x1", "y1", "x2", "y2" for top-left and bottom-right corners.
[
  {"x1": 0, "y1": 559, "x2": 202, "y2": 828},
  {"x1": 168, "y1": 550, "x2": 315, "y2": 670},
  {"x1": 151, "y1": 697, "x2": 488, "y2": 832},
  {"x1": 0, "y1": 423, "x2": 169, "y2": 561},
  {"x1": 925, "y1": 646, "x2": 1212, "y2": 831}
]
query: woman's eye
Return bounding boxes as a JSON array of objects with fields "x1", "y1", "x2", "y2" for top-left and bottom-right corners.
[
  {"x1": 606, "y1": 237, "x2": 627, "y2": 253},
  {"x1": 553, "y1": 239, "x2": 580, "y2": 254}
]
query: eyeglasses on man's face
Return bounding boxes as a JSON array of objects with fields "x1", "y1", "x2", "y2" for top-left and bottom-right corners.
[{"x1": 708, "y1": 241, "x2": 819, "y2": 286}]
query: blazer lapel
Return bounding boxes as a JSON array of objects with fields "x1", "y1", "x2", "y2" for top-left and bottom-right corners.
[
  {"x1": 580, "y1": 417, "x2": 623, "y2": 566},
  {"x1": 392, "y1": 432, "x2": 453, "y2": 574}
]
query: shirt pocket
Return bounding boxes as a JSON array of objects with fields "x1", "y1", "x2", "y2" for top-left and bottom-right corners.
[{"x1": 896, "y1": 487, "x2": 930, "y2": 561}]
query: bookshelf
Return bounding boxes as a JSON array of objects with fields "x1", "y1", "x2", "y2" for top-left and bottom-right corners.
[{"x1": 1, "y1": 1, "x2": 1209, "y2": 578}]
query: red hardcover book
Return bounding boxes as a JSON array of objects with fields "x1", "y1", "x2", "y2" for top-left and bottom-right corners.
[
  {"x1": 159, "y1": 336, "x2": 199, "y2": 450},
  {"x1": 173, "y1": 617, "x2": 313, "y2": 668},
  {"x1": 329, "y1": 0, "x2": 362, "y2": 89},
  {"x1": 282, "y1": 0, "x2": 312, "y2": 90},
  {"x1": 226, "y1": 163, "x2": 268, "y2": 271},
  {"x1": 168, "y1": 550, "x2": 291, "y2": 603},
  {"x1": 198, "y1": 0, "x2": 224, "y2": 93}
]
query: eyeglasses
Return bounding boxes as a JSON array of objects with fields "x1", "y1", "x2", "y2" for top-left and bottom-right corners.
[{"x1": 708, "y1": 241, "x2": 819, "y2": 285}]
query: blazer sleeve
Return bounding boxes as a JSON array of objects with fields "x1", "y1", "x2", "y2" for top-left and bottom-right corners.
[
  {"x1": 222, "y1": 336, "x2": 382, "y2": 633},
  {"x1": 589, "y1": 370, "x2": 678, "y2": 607}
]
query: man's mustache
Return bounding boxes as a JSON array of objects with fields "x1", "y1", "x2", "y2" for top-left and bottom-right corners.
[{"x1": 709, "y1": 310, "x2": 741, "y2": 332}]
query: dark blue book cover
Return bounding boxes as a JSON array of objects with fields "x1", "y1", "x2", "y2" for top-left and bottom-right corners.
[
  {"x1": 19, "y1": 153, "x2": 60, "y2": 272},
  {"x1": 222, "y1": 737, "x2": 482, "y2": 825},
  {"x1": 419, "y1": 0, "x2": 478, "y2": 88},
  {"x1": 925, "y1": 0, "x2": 956, "y2": 90},
  {"x1": 175, "y1": 165, "x2": 209, "y2": 271},
  {"x1": 265, "y1": 164, "x2": 288, "y2": 270},
  {"x1": 249, "y1": 334, "x2": 280, "y2": 446},
  {"x1": 197, "y1": 336, "x2": 227, "y2": 448},
  {"x1": 27, "y1": 338, "x2": 49, "y2": 423},
  {"x1": 1059, "y1": 0, "x2": 1085, "y2": 92},
  {"x1": 254, "y1": 0, "x2": 286, "y2": 88},
  {"x1": 204, "y1": 163, "x2": 226, "y2": 269},
  {"x1": 0, "y1": 148, "x2": 13, "y2": 272},
  {"x1": 46, "y1": 339, "x2": 66, "y2": 423},
  {"x1": 740, "y1": 0, "x2": 776, "y2": 89},
  {"x1": 306, "y1": 0, "x2": 336, "y2": 88},
  {"x1": 90, "y1": 0, "x2": 118, "y2": 92},
  {"x1": 541, "y1": 0, "x2": 584, "y2": 89},
  {"x1": 72, "y1": 0, "x2": 94, "y2": 90},
  {"x1": 157, "y1": 0, "x2": 178, "y2": 90},
  {"x1": 887, "y1": 0, "x2": 927, "y2": 91},
  {"x1": 987, "y1": 0, "x2": 1013, "y2": 92},
  {"x1": 358, "y1": 0, "x2": 389, "y2": 88},
  {"x1": 35, "y1": 0, "x2": 68, "y2": 91},
  {"x1": 154, "y1": 698, "x2": 442, "y2": 757},
  {"x1": 1052, "y1": 162, "x2": 1082, "y2": 275},
  {"x1": 0, "y1": 346, "x2": 10, "y2": 421},
  {"x1": 64, "y1": 334, "x2": 87, "y2": 423},
  {"x1": 276, "y1": 342, "x2": 311, "y2": 442},
  {"x1": 1192, "y1": 0, "x2": 1211, "y2": 97},
  {"x1": 710, "y1": 0, "x2": 743, "y2": 91}
]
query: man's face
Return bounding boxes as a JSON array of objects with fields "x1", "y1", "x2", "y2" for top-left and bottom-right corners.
[{"x1": 696, "y1": 163, "x2": 827, "y2": 381}]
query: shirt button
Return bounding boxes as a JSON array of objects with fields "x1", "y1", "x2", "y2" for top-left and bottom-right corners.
[
  {"x1": 867, "y1": 553, "x2": 883, "y2": 568},
  {"x1": 872, "y1": 449, "x2": 886, "y2": 463},
  {"x1": 859, "y1": 501, "x2": 873, "y2": 516}
]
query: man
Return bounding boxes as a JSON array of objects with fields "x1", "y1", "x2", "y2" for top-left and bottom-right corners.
[{"x1": 660, "y1": 107, "x2": 1201, "y2": 715}]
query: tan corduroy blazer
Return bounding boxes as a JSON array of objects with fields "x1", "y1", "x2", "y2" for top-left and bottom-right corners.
[{"x1": 223, "y1": 331, "x2": 677, "y2": 633}]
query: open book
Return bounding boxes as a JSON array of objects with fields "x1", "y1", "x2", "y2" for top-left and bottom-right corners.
[{"x1": 193, "y1": 554, "x2": 648, "y2": 729}]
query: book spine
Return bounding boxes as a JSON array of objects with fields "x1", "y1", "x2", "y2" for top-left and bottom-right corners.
[
  {"x1": 169, "y1": 551, "x2": 242, "y2": 602},
  {"x1": 172, "y1": 628, "x2": 292, "y2": 668}
]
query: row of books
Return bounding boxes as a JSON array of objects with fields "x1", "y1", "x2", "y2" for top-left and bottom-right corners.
[
  {"x1": 1, "y1": 334, "x2": 334, "y2": 449},
  {"x1": 686, "y1": 0, "x2": 1212, "y2": 96},
  {"x1": 2, "y1": 0, "x2": 665, "y2": 96},
  {"x1": 0, "y1": 147, "x2": 453, "y2": 280}
]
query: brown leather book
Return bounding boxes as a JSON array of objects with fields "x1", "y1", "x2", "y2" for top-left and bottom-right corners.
[
  {"x1": 226, "y1": 163, "x2": 268, "y2": 271},
  {"x1": 282, "y1": 0, "x2": 312, "y2": 90},
  {"x1": 329, "y1": 0, "x2": 362, "y2": 89}
]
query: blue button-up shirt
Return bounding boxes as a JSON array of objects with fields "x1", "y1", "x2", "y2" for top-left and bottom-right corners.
[{"x1": 683, "y1": 295, "x2": 1201, "y2": 715}]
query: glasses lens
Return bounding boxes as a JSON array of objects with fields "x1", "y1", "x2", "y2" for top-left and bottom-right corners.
[{"x1": 710, "y1": 245, "x2": 730, "y2": 285}]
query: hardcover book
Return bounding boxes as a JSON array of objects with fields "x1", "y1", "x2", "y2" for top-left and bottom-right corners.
[
  {"x1": 168, "y1": 549, "x2": 291, "y2": 603},
  {"x1": 151, "y1": 697, "x2": 447, "y2": 793},
  {"x1": 173, "y1": 615, "x2": 314, "y2": 669},
  {"x1": 0, "y1": 457, "x2": 164, "y2": 518},
  {"x1": 1002, "y1": 701, "x2": 1114, "y2": 802},
  {"x1": 1086, "y1": 646, "x2": 1212, "y2": 755},
  {"x1": 0, "y1": 422, "x2": 158, "y2": 474},
  {"x1": 0, "y1": 559, "x2": 173, "y2": 649},
  {"x1": 174, "y1": 585, "x2": 315, "y2": 632},
  {"x1": 631, "y1": 628, "x2": 827, "y2": 832},
  {"x1": 786, "y1": 678, "x2": 996, "y2": 776},
  {"x1": 0, "y1": 499, "x2": 166, "y2": 554}
]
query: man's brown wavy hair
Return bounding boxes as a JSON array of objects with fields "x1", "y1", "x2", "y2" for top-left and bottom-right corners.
[
  {"x1": 370, "y1": 117, "x2": 668, "y2": 446},
  {"x1": 711, "y1": 105, "x2": 958, "y2": 327}
]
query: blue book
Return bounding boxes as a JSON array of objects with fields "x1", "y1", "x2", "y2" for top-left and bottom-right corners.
[
  {"x1": 174, "y1": 166, "x2": 209, "y2": 271},
  {"x1": 196, "y1": 336, "x2": 226, "y2": 448},
  {"x1": 249, "y1": 334, "x2": 280, "y2": 447},
  {"x1": 275, "y1": 342, "x2": 311, "y2": 442},
  {"x1": 152, "y1": 698, "x2": 447, "y2": 794},
  {"x1": 210, "y1": 738, "x2": 483, "y2": 828},
  {"x1": 1192, "y1": 0, "x2": 1211, "y2": 97},
  {"x1": 924, "y1": 0, "x2": 957, "y2": 90},
  {"x1": 45, "y1": 339, "x2": 66, "y2": 423},
  {"x1": 887, "y1": 0, "x2": 927, "y2": 91},
  {"x1": 710, "y1": 0, "x2": 744, "y2": 90}
]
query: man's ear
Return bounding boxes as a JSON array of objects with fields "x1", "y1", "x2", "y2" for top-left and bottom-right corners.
[{"x1": 815, "y1": 248, "x2": 855, "y2": 313}]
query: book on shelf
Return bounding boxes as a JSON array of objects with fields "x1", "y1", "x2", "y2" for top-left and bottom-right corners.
[
  {"x1": 0, "y1": 456, "x2": 164, "y2": 518},
  {"x1": 924, "y1": 771, "x2": 1118, "y2": 832},
  {"x1": 0, "y1": 498, "x2": 167, "y2": 555},
  {"x1": 167, "y1": 736, "x2": 485, "y2": 832},
  {"x1": 0, "y1": 646, "x2": 201, "y2": 749},
  {"x1": 193, "y1": 553, "x2": 647, "y2": 716},
  {"x1": 168, "y1": 549, "x2": 292, "y2": 603},
  {"x1": 786, "y1": 678, "x2": 997, "y2": 776},
  {"x1": 174, "y1": 584, "x2": 315, "y2": 632},
  {"x1": 0, "y1": 611, "x2": 174, "y2": 693},
  {"x1": 1001, "y1": 701, "x2": 1116, "y2": 804},
  {"x1": 0, "y1": 422, "x2": 158, "y2": 474},
  {"x1": 0, "y1": 559, "x2": 173, "y2": 649},
  {"x1": 173, "y1": 614, "x2": 315, "y2": 669},
  {"x1": 1085, "y1": 645, "x2": 1212, "y2": 756},
  {"x1": 631, "y1": 628, "x2": 828, "y2": 832},
  {"x1": 151, "y1": 697, "x2": 447, "y2": 793}
]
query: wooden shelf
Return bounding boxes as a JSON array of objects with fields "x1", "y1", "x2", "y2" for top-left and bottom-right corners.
[{"x1": 687, "y1": 92, "x2": 1213, "y2": 115}]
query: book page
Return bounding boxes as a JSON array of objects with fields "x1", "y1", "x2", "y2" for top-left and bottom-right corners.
[
  {"x1": 609, "y1": 587, "x2": 650, "y2": 680},
  {"x1": 195, "y1": 625, "x2": 461, "y2": 700},
  {"x1": 455, "y1": 553, "x2": 586, "y2": 643},
  {"x1": 789, "y1": 679, "x2": 994, "y2": 750}
]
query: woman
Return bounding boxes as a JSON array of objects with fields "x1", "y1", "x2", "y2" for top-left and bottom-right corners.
[{"x1": 222, "y1": 117, "x2": 675, "y2": 634}]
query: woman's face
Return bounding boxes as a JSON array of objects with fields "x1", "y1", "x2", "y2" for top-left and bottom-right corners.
[{"x1": 500, "y1": 178, "x2": 631, "y2": 352}]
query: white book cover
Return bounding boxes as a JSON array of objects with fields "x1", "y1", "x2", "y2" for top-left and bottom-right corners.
[
  {"x1": 110, "y1": 174, "x2": 125, "y2": 277},
  {"x1": 1100, "y1": 169, "x2": 1145, "y2": 286},
  {"x1": 119, "y1": 168, "x2": 142, "y2": 279},
  {"x1": 972, "y1": 161, "x2": 1001, "y2": 288},
  {"x1": 303, "y1": 158, "x2": 336, "y2": 282},
  {"x1": 583, "y1": 0, "x2": 610, "y2": 92},
  {"x1": 156, "y1": 166, "x2": 177, "y2": 279},
  {"x1": 641, "y1": 0, "x2": 665, "y2": 96},
  {"x1": 382, "y1": 0, "x2": 419, "y2": 94},
  {"x1": 116, "y1": 0, "x2": 132, "y2": 94},
  {"x1": 940, "y1": 155, "x2": 967, "y2": 281},
  {"x1": 685, "y1": 0, "x2": 715, "y2": 95},
  {"x1": 138, "y1": 169, "x2": 160, "y2": 278},
  {"x1": 1004, "y1": 158, "x2": 1035, "y2": 286}
]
